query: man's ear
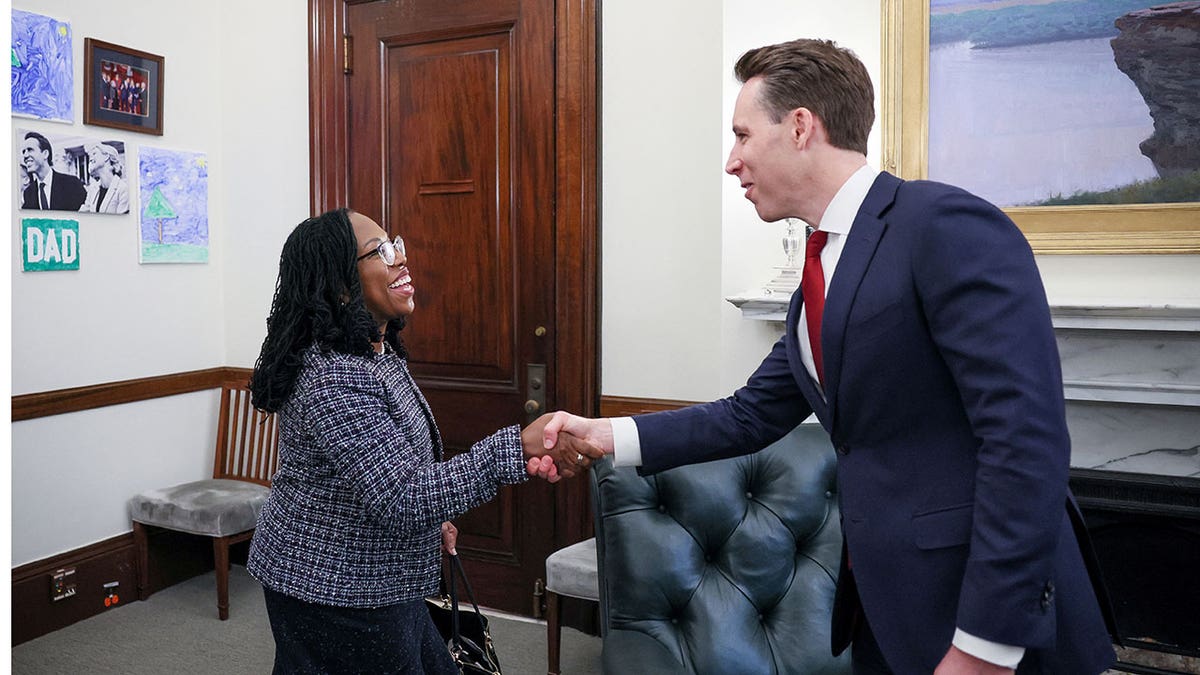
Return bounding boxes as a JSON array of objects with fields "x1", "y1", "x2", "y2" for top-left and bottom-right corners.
[
  {"x1": 790, "y1": 107, "x2": 815, "y2": 148},
  {"x1": 791, "y1": 107, "x2": 830, "y2": 150}
]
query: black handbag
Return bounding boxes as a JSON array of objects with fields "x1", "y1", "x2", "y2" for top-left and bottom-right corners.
[{"x1": 425, "y1": 553, "x2": 503, "y2": 675}]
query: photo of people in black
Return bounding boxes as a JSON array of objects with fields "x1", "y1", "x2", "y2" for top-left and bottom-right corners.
[
  {"x1": 99, "y1": 60, "x2": 149, "y2": 118},
  {"x1": 18, "y1": 129, "x2": 130, "y2": 214}
]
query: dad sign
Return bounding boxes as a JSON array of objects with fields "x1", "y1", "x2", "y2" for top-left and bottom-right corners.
[{"x1": 22, "y1": 218, "x2": 80, "y2": 271}]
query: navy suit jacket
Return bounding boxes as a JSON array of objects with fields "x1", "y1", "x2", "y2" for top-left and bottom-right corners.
[
  {"x1": 22, "y1": 170, "x2": 87, "y2": 211},
  {"x1": 634, "y1": 172, "x2": 1116, "y2": 673}
]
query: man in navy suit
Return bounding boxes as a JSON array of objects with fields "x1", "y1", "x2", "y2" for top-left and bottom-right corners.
[
  {"x1": 21, "y1": 131, "x2": 87, "y2": 212},
  {"x1": 543, "y1": 39, "x2": 1117, "y2": 674}
]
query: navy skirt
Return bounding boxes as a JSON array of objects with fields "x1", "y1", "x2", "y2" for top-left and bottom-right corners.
[{"x1": 262, "y1": 585, "x2": 458, "y2": 674}]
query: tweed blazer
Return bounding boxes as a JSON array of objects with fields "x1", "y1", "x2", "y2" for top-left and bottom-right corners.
[{"x1": 247, "y1": 346, "x2": 528, "y2": 607}]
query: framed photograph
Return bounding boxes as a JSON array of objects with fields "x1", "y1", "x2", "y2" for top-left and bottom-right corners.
[
  {"x1": 83, "y1": 38, "x2": 163, "y2": 136},
  {"x1": 17, "y1": 128, "x2": 131, "y2": 214},
  {"x1": 880, "y1": 0, "x2": 1200, "y2": 254}
]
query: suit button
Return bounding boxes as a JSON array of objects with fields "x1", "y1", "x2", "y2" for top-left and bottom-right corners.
[
  {"x1": 1040, "y1": 582, "x2": 1055, "y2": 611},
  {"x1": 836, "y1": 445, "x2": 850, "y2": 455}
]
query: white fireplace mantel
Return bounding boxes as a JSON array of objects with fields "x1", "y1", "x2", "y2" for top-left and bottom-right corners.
[{"x1": 726, "y1": 294, "x2": 1200, "y2": 332}]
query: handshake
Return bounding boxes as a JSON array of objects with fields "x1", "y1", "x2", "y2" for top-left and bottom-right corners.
[{"x1": 519, "y1": 412, "x2": 611, "y2": 482}]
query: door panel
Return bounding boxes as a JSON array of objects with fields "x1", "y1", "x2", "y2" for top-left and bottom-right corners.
[{"x1": 390, "y1": 36, "x2": 514, "y2": 379}]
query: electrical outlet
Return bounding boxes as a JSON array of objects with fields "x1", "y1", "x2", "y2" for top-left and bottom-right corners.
[
  {"x1": 50, "y1": 567, "x2": 77, "y2": 602},
  {"x1": 103, "y1": 581, "x2": 121, "y2": 607}
]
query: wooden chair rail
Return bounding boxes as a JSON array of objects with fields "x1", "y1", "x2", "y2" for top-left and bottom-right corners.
[{"x1": 12, "y1": 367, "x2": 254, "y2": 422}]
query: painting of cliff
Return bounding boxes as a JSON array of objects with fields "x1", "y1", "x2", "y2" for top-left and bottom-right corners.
[
  {"x1": 927, "y1": 0, "x2": 1199, "y2": 208},
  {"x1": 138, "y1": 147, "x2": 209, "y2": 264}
]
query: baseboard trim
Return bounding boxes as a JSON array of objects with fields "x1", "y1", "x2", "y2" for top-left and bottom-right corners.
[
  {"x1": 11, "y1": 528, "x2": 235, "y2": 646},
  {"x1": 12, "y1": 533, "x2": 133, "y2": 584},
  {"x1": 11, "y1": 534, "x2": 138, "y2": 646}
]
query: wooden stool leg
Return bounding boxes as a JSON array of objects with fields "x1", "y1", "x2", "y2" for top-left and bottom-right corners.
[
  {"x1": 213, "y1": 537, "x2": 230, "y2": 620},
  {"x1": 547, "y1": 590, "x2": 562, "y2": 675},
  {"x1": 132, "y1": 521, "x2": 150, "y2": 601}
]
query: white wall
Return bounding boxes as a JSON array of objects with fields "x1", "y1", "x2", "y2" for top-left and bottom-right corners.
[
  {"x1": 12, "y1": 1, "x2": 225, "y2": 396},
  {"x1": 599, "y1": 0, "x2": 1200, "y2": 402},
  {"x1": 10, "y1": 0, "x2": 307, "y2": 566},
  {"x1": 600, "y1": 0, "x2": 726, "y2": 401},
  {"x1": 219, "y1": 2, "x2": 311, "y2": 367}
]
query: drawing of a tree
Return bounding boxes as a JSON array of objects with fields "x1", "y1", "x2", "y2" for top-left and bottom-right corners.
[{"x1": 144, "y1": 187, "x2": 176, "y2": 244}]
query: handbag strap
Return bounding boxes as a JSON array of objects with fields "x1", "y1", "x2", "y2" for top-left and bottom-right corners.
[{"x1": 445, "y1": 553, "x2": 488, "y2": 642}]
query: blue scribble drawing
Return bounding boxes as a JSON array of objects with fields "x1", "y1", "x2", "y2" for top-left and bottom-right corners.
[
  {"x1": 12, "y1": 9, "x2": 73, "y2": 123},
  {"x1": 139, "y1": 148, "x2": 209, "y2": 264}
]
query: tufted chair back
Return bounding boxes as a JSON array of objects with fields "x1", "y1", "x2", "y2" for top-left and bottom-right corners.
[{"x1": 591, "y1": 424, "x2": 850, "y2": 674}]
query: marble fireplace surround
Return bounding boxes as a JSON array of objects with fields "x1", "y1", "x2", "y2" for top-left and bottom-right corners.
[
  {"x1": 1054, "y1": 306, "x2": 1199, "y2": 480},
  {"x1": 725, "y1": 298, "x2": 1200, "y2": 482}
]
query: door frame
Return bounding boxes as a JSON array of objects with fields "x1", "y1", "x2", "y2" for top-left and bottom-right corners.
[{"x1": 307, "y1": 0, "x2": 601, "y2": 549}]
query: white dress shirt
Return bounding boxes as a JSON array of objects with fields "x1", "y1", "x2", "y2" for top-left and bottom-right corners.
[
  {"x1": 609, "y1": 164, "x2": 1022, "y2": 669},
  {"x1": 794, "y1": 164, "x2": 877, "y2": 392}
]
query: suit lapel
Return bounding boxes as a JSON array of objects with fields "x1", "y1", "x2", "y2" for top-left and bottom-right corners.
[
  {"x1": 783, "y1": 284, "x2": 829, "y2": 424},
  {"x1": 822, "y1": 173, "x2": 901, "y2": 430}
]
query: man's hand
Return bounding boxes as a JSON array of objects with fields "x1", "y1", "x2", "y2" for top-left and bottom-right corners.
[
  {"x1": 933, "y1": 645, "x2": 1015, "y2": 675},
  {"x1": 542, "y1": 411, "x2": 614, "y2": 455},
  {"x1": 522, "y1": 413, "x2": 605, "y2": 480},
  {"x1": 440, "y1": 521, "x2": 458, "y2": 556}
]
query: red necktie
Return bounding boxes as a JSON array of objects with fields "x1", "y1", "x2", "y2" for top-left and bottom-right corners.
[{"x1": 802, "y1": 229, "x2": 829, "y2": 386}]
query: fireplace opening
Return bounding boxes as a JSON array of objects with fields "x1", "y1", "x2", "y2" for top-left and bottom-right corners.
[{"x1": 1073, "y1": 469, "x2": 1200, "y2": 674}]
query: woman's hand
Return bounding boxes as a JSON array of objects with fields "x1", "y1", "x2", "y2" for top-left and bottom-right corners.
[
  {"x1": 441, "y1": 521, "x2": 458, "y2": 556},
  {"x1": 522, "y1": 413, "x2": 605, "y2": 479}
]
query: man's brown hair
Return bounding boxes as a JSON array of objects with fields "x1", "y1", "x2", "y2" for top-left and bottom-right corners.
[{"x1": 734, "y1": 39, "x2": 874, "y2": 155}]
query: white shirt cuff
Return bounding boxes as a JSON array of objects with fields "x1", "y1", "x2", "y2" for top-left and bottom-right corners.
[
  {"x1": 609, "y1": 417, "x2": 643, "y2": 467},
  {"x1": 953, "y1": 628, "x2": 1024, "y2": 669}
]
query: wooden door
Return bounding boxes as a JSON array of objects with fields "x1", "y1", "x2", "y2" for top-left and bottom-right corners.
[{"x1": 309, "y1": 0, "x2": 598, "y2": 616}]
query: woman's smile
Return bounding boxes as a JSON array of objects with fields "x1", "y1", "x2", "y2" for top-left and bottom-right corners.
[{"x1": 388, "y1": 266, "x2": 414, "y2": 296}]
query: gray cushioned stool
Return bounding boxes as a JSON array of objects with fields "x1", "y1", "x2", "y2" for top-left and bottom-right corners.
[{"x1": 545, "y1": 537, "x2": 599, "y2": 674}]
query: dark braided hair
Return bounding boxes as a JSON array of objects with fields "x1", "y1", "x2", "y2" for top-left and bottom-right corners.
[{"x1": 250, "y1": 208, "x2": 407, "y2": 412}]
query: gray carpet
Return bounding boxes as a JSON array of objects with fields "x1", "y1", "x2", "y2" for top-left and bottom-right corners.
[{"x1": 13, "y1": 565, "x2": 602, "y2": 674}]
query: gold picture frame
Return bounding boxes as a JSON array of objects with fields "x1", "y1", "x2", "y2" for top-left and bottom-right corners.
[{"x1": 879, "y1": 0, "x2": 1200, "y2": 254}]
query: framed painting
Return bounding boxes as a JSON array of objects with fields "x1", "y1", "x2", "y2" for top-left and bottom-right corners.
[
  {"x1": 11, "y1": 9, "x2": 74, "y2": 123},
  {"x1": 880, "y1": 0, "x2": 1200, "y2": 254},
  {"x1": 83, "y1": 38, "x2": 164, "y2": 135},
  {"x1": 138, "y1": 147, "x2": 208, "y2": 264}
]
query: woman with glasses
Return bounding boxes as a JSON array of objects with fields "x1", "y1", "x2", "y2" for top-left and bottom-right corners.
[{"x1": 246, "y1": 208, "x2": 600, "y2": 674}]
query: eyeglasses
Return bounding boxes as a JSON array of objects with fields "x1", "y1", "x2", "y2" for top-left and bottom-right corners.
[{"x1": 356, "y1": 235, "x2": 406, "y2": 266}]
